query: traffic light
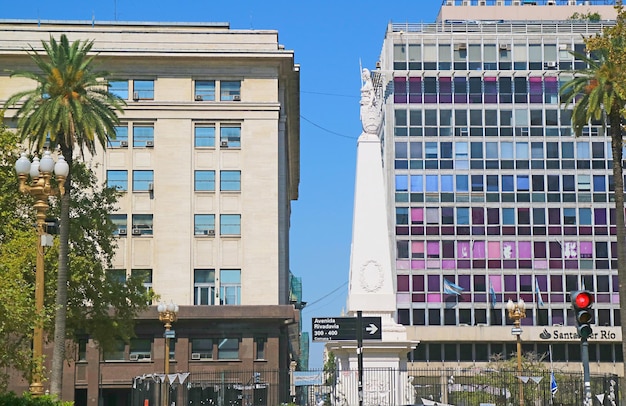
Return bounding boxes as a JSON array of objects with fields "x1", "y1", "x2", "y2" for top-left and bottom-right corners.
[{"x1": 571, "y1": 290, "x2": 594, "y2": 339}]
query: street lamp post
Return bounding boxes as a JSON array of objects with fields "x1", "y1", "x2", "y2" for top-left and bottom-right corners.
[
  {"x1": 158, "y1": 302, "x2": 179, "y2": 406},
  {"x1": 507, "y1": 298, "x2": 526, "y2": 406},
  {"x1": 14, "y1": 151, "x2": 69, "y2": 396}
]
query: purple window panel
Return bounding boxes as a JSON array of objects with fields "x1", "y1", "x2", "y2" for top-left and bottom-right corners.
[
  {"x1": 549, "y1": 260, "x2": 563, "y2": 269},
  {"x1": 439, "y1": 77, "x2": 452, "y2": 103},
  {"x1": 427, "y1": 293, "x2": 442, "y2": 303},
  {"x1": 596, "y1": 294, "x2": 610, "y2": 303},
  {"x1": 397, "y1": 275, "x2": 410, "y2": 291},
  {"x1": 549, "y1": 241, "x2": 562, "y2": 258},
  {"x1": 563, "y1": 241, "x2": 578, "y2": 259},
  {"x1": 564, "y1": 226, "x2": 578, "y2": 235},
  {"x1": 548, "y1": 208, "x2": 561, "y2": 224},
  {"x1": 454, "y1": 93, "x2": 468, "y2": 103},
  {"x1": 595, "y1": 227, "x2": 608, "y2": 235},
  {"x1": 427, "y1": 241, "x2": 440, "y2": 256},
  {"x1": 534, "y1": 241, "x2": 547, "y2": 258},
  {"x1": 412, "y1": 293, "x2": 426, "y2": 302},
  {"x1": 502, "y1": 241, "x2": 516, "y2": 259},
  {"x1": 504, "y1": 275, "x2": 517, "y2": 292},
  {"x1": 457, "y1": 226, "x2": 471, "y2": 235},
  {"x1": 473, "y1": 259, "x2": 486, "y2": 269},
  {"x1": 552, "y1": 312, "x2": 565, "y2": 325},
  {"x1": 551, "y1": 293, "x2": 564, "y2": 303},
  {"x1": 550, "y1": 274, "x2": 563, "y2": 291},
  {"x1": 441, "y1": 226, "x2": 455, "y2": 235},
  {"x1": 534, "y1": 260, "x2": 548, "y2": 269},
  {"x1": 595, "y1": 208, "x2": 607, "y2": 225},
  {"x1": 474, "y1": 293, "x2": 487, "y2": 303},
  {"x1": 529, "y1": 77, "x2": 543, "y2": 103},
  {"x1": 473, "y1": 241, "x2": 486, "y2": 258},
  {"x1": 536, "y1": 275, "x2": 548, "y2": 292},
  {"x1": 612, "y1": 242, "x2": 618, "y2": 258},
  {"x1": 544, "y1": 76, "x2": 558, "y2": 102},
  {"x1": 408, "y1": 77, "x2": 422, "y2": 104},
  {"x1": 412, "y1": 241, "x2": 425, "y2": 256},
  {"x1": 612, "y1": 294, "x2": 620, "y2": 304},
  {"x1": 428, "y1": 274, "x2": 440, "y2": 292},
  {"x1": 424, "y1": 94, "x2": 438, "y2": 103},
  {"x1": 411, "y1": 260, "x2": 425, "y2": 269},
  {"x1": 459, "y1": 275, "x2": 471, "y2": 291},
  {"x1": 412, "y1": 275, "x2": 425, "y2": 291},
  {"x1": 457, "y1": 241, "x2": 471, "y2": 258},
  {"x1": 488, "y1": 241, "x2": 501, "y2": 259},
  {"x1": 548, "y1": 226, "x2": 562, "y2": 235},
  {"x1": 397, "y1": 226, "x2": 409, "y2": 235},
  {"x1": 502, "y1": 227, "x2": 516, "y2": 235},
  {"x1": 394, "y1": 77, "x2": 407, "y2": 104},
  {"x1": 565, "y1": 260, "x2": 578, "y2": 269},
  {"x1": 580, "y1": 242, "x2": 593, "y2": 258},
  {"x1": 442, "y1": 241, "x2": 455, "y2": 258},
  {"x1": 488, "y1": 260, "x2": 501, "y2": 269},
  {"x1": 457, "y1": 260, "x2": 471, "y2": 268},
  {"x1": 426, "y1": 226, "x2": 440, "y2": 235},
  {"x1": 472, "y1": 226, "x2": 485, "y2": 235},
  {"x1": 519, "y1": 260, "x2": 532, "y2": 268},
  {"x1": 503, "y1": 260, "x2": 517, "y2": 269},
  {"x1": 439, "y1": 93, "x2": 452, "y2": 103},
  {"x1": 610, "y1": 226, "x2": 617, "y2": 235},
  {"x1": 484, "y1": 77, "x2": 498, "y2": 103},
  {"x1": 489, "y1": 275, "x2": 502, "y2": 292},
  {"x1": 472, "y1": 207, "x2": 485, "y2": 224},
  {"x1": 411, "y1": 208, "x2": 424, "y2": 224},
  {"x1": 518, "y1": 241, "x2": 532, "y2": 258},
  {"x1": 579, "y1": 226, "x2": 592, "y2": 235},
  {"x1": 442, "y1": 260, "x2": 456, "y2": 269},
  {"x1": 411, "y1": 226, "x2": 424, "y2": 235},
  {"x1": 396, "y1": 260, "x2": 410, "y2": 270},
  {"x1": 397, "y1": 294, "x2": 411, "y2": 305}
]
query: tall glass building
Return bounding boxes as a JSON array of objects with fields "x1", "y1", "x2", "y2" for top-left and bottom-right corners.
[{"x1": 378, "y1": 0, "x2": 622, "y2": 374}]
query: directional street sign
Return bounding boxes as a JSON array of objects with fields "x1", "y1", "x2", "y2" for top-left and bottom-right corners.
[{"x1": 312, "y1": 316, "x2": 382, "y2": 341}]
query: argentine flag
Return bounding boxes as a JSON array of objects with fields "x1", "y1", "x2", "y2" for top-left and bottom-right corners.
[{"x1": 550, "y1": 372, "x2": 558, "y2": 396}]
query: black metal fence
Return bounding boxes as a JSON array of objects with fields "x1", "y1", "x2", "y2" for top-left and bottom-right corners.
[{"x1": 130, "y1": 368, "x2": 619, "y2": 406}]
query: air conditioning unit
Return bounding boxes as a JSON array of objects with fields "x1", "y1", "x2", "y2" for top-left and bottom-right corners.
[
  {"x1": 120, "y1": 140, "x2": 128, "y2": 147},
  {"x1": 547, "y1": 0, "x2": 556, "y2": 4},
  {"x1": 513, "y1": 0, "x2": 521, "y2": 5},
  {"x1": 191, "y1": 353, "x2": 201, "y2": 360},
  {"x1": 499, "y1": 43, "x2": 510, "y2": 50},
  {"x1": 118, "y1": 228, "x2": 127, "y2": 236},
  {"x1": 454, "y1": 43, "x2": 467, "y2": 51},
  {"x1": 478, "y1": 0, "x2": 486, "y2": 5},
  {"x1": 133, "y1": 92, "x2": 140, "y2": 101},
  {"x1": 462, "y1": 0, "x2": 470, "y2": 5},
  {"x1": 559, "y1": 44, "x2": 570, "y2": 50},
  {"x1": 195, "y1": 95, "x2": 204, "y2": 101},
  {"x1": 568, "y1": 0, "x2": 576, "y2": 4},
  {"x1": 204, "y1": 229, "x2": 215, "y2": 236},
  {"x1": 129, "y1": 354, "x2": 139, "y2": 361},
  {"x1": 496, "y1": 0, "x2": 505, "y2": 4},
  {"x1": 132, "y1": 229, "x2": 142, "y2": 236},
  {"x1": 221, "y1": 141, "x2": 229, "y2": 148},
  {"x1": 148, "y1": 182, "x2": 154, "y2": 192},
  {"x1": 445, "y1": 0, "x2": 454, "y2": 5},
  {"x1": 146, "y1": 140, "x2": 154, "y2": 148},
  {"x1": 545, "y1": 61, "x2": 558, "y2": 68},
  {"x1": 232, "y1": 95, "x2": 241, "y2": 101},
  {"x1": 459, "y1": 323, "x2": 469, "y2": 327}
]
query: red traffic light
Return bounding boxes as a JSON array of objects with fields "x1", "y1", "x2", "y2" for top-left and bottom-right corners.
[{"x1": 574, "y1": 291, "x2": 593, "y2": 308}]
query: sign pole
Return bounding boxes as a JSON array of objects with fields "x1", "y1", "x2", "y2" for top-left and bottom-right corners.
[
  {"x1": 357, "y1": 311, "x2": 363, "y2": 406},
  {"x1": 581, "y1": 337, "x2": 591, "y2": 406}
]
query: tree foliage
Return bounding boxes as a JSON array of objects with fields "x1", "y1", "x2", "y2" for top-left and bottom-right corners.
[{"x1": 0, "y1": 125, "x2": 154, "y2": 390}]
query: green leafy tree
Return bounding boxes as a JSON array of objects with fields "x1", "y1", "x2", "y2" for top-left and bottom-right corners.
[
  {"x1": 559, "y1": 3, "x2": 626, "y2": 391},
  {"x1": 3, "y1": 34, "x2": 125, "y2": 395}
]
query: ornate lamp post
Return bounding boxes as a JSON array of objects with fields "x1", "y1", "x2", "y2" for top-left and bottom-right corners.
[
  {"x1": 507, "y1": 298, "x2": 526, "y2": 406},
  {"x1": 157, "y1": 301, "x2": 179, "y2": 406},
  {"x1": 15, "y1": 151, "x2": 69, "y2": 396}
]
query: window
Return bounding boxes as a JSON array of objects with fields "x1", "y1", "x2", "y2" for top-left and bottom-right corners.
[
  {"x1": 109, "y1": 125, "x2": 129, "y2": 148},
  {"x1": 78, "y1": 338, "x2": 87, "y2": 361},
  {"x1": 220, "y1": 81, "x2": 241, "y2": 101},
  {"x1": 107, "y1": 170, "x2": 128, "y2": 191},
  {"x1": 220, "y1": 269, "x2": 241, "y2": 305},
  {"x1": 195, "y1": 214, "x2": 216, "y2": 236},
  {"x1": 220, "y1": 125, "x2": 241, "y2": 148},
  {"x1": 195, "y1": 80, "x2": 215, "y2": 101},
  {"x1": 194, "y1": 269, "x2": 216, "y2": 305},
  {"x1": 110, "y1": 214, "x2": 127, "y2": 236},
  {"x1": 220, "y1": 171, "x2": 241, "y2": 191},
  {"x1": 217, "y1": 338, "x2": 239, "y2": 359},
  {"x1": 133, "y1": 124, "x2": 154, "y2": 148},
  {"x1": 133, "y1": 80, "x2": 154, "y2": 100},
  {"x1": 195, "y1": 171, "x2": 215, "y2": 191},
  {"x1": 107, "y1": 269, "x2": 126, "y2": 284},
  {"x1": 195, "y1": 124, "x2": 216, "y2": 148},
  {"x1": 133, "y1": 170, "x2": 154, "y2": 191},
  {"x1": 132, "y1": 214, "x2": 153, "y2": 236},
  {"x1": 129, "y1": 338, "x2": 151, "y2": 361},
  {"x1": 191, "y1": 338, "x2": 213, "y2": 360},
  {"x1": 109, "y1": 80, "x2": 129, "y2": 99},
  {"x1": 103, "y1": 339, "x2": 125, "y2": 361},
  {"x1": 131, "y1": 269, "x2": 153, "y2": 296},
  {"x1": 255, "y1": 337, "x2": 266, "y2": 360},
  {"x1": 220, "y1": 214, "x2": 241, "y2": 235}
]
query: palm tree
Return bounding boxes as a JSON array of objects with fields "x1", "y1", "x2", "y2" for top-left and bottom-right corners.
[
  {"x1": 559, "y1": 21, "x2": 626, "y2": 391},
  {"x1": 4, "y1": 34, "x2": 125, "y2": 396}
]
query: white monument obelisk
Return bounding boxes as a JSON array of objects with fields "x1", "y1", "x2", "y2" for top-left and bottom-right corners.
[{"x1": 325, "y1": 68, "x2": 417, "y2": 406}]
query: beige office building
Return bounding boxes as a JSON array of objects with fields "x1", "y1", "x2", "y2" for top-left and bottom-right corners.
[{"x1": 0, "y1": 20, "x2": 301, "y2": 405}]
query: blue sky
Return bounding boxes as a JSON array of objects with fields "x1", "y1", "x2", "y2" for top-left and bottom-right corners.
[{"x1": 1, "y1": 0, "x2": 443, "y2": 369}]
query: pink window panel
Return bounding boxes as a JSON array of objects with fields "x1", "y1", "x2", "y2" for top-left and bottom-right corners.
[
  {"x1": 534, "y1": 260, "x2": 548, "y2": 269},
  {"x1": 427, "y1": 293, "x2": 442, "y2": 303},
  {"x1": 489, "y1": 275, "x2": 502, "y2": 292},
  {"x1": 427, "y1": 241, "x2": 440, "y2": 256},
  {"x1": 488, "y1": 241, "x2": 501, "y2": 259},
  {"x1": 411, "y1": 208, "x2": 424, "y2": 224},
  {"x1": 457, "y1": 241, "x2": 471, "y2": 258},
  {"x1": 472, "y1": 241, "x2": 486, "y2": 258},
  {"x1": 563, "y1": 241, "x2": 578, "y2": 259},
  {"x1": 427, "y1": 259, "x2": 440, "y2": 269},
  {"x1": 442, "y1": 260, "x2": 456, "y2": 269},
  {"x1": 396, "y1": 260, "x2": 410, "y2": 270},
  {"x1": 411, "y1": 260, "x2": 425, "y2": 269},
  {"x1": 502, "y1": 241, "x2": 516, "y2": 259},
  {"x1": 397, "y1": 293, "x2": 411, "y2": 305},
  {"x1": 580, "y1": 241, "x2": 593, "y2": 258},
  {"x1": 412, "y1": 241, "x2": 425, "y2": 256},
  {"x1": 518, "y1": 241, "x2": 532, "y2": 258}
]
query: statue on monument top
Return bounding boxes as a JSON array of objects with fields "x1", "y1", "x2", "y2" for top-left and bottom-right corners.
[{"x1": 360, "y1": 68, "x2": 383, "y2": 136}]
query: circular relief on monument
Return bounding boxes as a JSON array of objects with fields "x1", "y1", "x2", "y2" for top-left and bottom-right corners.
[{"x1": 359, "y1": 260, "x2": 384, "y2": 292}]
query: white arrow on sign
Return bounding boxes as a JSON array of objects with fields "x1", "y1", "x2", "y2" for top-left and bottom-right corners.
[{"x1": 365, "y1": 323, "x2": 379, "y2": 335}]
